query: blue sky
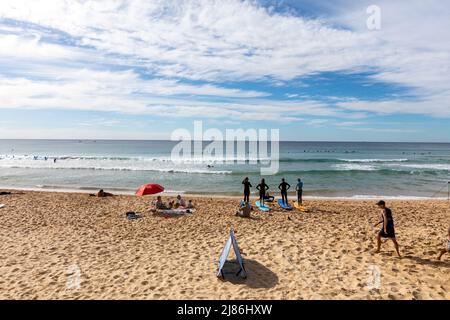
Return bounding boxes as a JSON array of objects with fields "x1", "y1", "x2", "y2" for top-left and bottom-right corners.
[{"x1": 0, "y1": 0, "x2": 449, "y2": 141}]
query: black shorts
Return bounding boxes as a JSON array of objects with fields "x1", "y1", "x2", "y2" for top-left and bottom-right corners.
[{"x1": 379, "y1": 228, "x2": 395, "y2": 238}]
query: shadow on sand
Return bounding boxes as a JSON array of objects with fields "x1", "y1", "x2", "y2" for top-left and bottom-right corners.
[
  {"x1": 234, "y1": 214, "x2": 262, "y2": 221},
  {"x1": 152, "y1": 211, "x2": 193, "y2": 218},
  {"x1": 219, "y1": 259, "x2": 278, "y2": 289},
  {"x1": 403, "y1": 255, "x2": 450, "y2": 268}
]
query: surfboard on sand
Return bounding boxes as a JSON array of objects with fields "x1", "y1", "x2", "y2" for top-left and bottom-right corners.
[
  {"x1": 255, "y1": 201, "x2": 270, "y2": 212},
  {"x1": 293, "y1": 201, "x2": 306, "y2": 211},
  {"x1": 278, "y1": 199, "x2": 293, "y2": 210}
]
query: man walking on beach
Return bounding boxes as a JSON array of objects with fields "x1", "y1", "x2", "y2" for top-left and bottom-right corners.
[
  {"x1": 242, "y1": 177, "x2": 252, "y2": 203},
  {"x1": 296, "y1": 178, "x2": 303, "y2": 204},
  {"x1": 278, "y1": 178, "x2": 290, "y2": 204},
  {"x1": 374, "y1": 200, "x2": 401, "y2": 257}
]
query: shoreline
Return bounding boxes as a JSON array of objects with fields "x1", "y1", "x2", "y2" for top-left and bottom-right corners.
[{"x1": 1, "y1": 186, "x2": 449, "y2": 201}]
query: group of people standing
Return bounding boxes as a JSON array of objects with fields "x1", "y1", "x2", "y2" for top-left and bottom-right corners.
[{"x1": 242, "y1": 177, "x2": 304, "y2": 206}]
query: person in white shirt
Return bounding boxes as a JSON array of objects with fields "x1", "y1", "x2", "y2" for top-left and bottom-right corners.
[{"x1": 175, "y1": 194, "x2": 186, "y2": 208}]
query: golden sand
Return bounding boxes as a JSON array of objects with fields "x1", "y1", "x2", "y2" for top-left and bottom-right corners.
[{"x1": 0, "y1": 190, "x2": 449, "y2": 300}]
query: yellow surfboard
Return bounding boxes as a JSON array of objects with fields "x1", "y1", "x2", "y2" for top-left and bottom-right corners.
[{"x1": 293, "y1": 201, "x2": 307, "y2": 212}]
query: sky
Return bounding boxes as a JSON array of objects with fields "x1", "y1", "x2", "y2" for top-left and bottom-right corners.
[{"x1": 0, "y1": 0, "x2": 449, "y2": 142}]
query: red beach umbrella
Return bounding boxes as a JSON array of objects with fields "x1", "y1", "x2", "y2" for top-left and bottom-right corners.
[{"x1": 135, "y1": 184, "x2": 165, "y2": 196}]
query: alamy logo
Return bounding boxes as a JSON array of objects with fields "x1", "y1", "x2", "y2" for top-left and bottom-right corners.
[
  {"x1": 366, "y1": 5, "x2": 381, "y2": 30},
  {"x1": 171, "y1": 121, "x2": 280, "y2": 175},
  {"x1": 366, "y1": 264, "x2": 381, "y2": 290},
  {"x1": 66, "y1": 264, "x2": 81, "y2": 290}
]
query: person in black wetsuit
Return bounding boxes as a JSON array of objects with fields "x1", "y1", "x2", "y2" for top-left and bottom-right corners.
[
  {"x1": 256, "y1": 178, "x2": 269, "y2": 206},
  {"x1": 374, "y1": 200, "x2": 401, "y2": 257},
  {"x1": 278, "y1": 178, "x2": 291, "y2": 204},
  {"x1": 242, "y1": 177, "x2": 252, "y2": 203}
]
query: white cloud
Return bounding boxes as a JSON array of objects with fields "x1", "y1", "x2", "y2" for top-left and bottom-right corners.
[
  {"x1": 0, "y1": 0, "x2": 376, "y2": 82},
  {"x1": 0, "y1": 69, "x2": 342, "y2": 122},
  {"x1": 0, "y1": 0, "x2": 449, "y2": 123},
  {"x1": 337, "y1": 95, "x2": 450, "y2": 117},
  {"x1": 0, "y1": 126, "x2": 169, "y2": 140}
]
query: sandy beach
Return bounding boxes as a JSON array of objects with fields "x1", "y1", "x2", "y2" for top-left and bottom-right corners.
[{"x1": 0, "y1": 190, "x2": 448, "y2": 300}]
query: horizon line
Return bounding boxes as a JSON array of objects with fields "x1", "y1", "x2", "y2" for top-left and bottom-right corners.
[{"x1": 0, "y1": 138, "x2": 449, "y2": 144}]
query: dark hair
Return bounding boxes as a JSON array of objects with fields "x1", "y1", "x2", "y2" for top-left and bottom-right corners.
[{"x1": 377, "y1": 200, "x2": 386, "y2": 206}]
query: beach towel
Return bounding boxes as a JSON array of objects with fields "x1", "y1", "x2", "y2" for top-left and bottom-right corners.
[{"x1": 155, "y1": 208, "x2": 195, "y2": 215}]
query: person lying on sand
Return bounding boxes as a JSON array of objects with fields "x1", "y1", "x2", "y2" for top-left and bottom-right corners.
[
  {"x1": 174, "y1": 194, "x2": 186, "y2": 208},
  {"x1": 263, "y1": 192, "x2": 274, "y2": 202},
  {"x1": 236, "y1": 201, "x2": 252, "y2": 218},
  {"x1": 437, "y1": 227, "x2": 450, "y2": 260},
  {"x1": 96, "y1": 189, "x2": 114, "y2": 197},
  {"x1": 0, "y1": 191, "x2": 12, "y2": 195},
  {"x1": 373, "y1": 200, "x2": 401, "y2": 257}
]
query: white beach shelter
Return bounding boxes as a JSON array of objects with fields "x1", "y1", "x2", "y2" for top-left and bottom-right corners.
[{"x1": 216, "y1": 229, "x2": 247, "y2": 279}]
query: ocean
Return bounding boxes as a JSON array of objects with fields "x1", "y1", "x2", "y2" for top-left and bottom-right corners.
[{"x1": 0, "y1": 140, "x2": 449, "y2": 198}]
